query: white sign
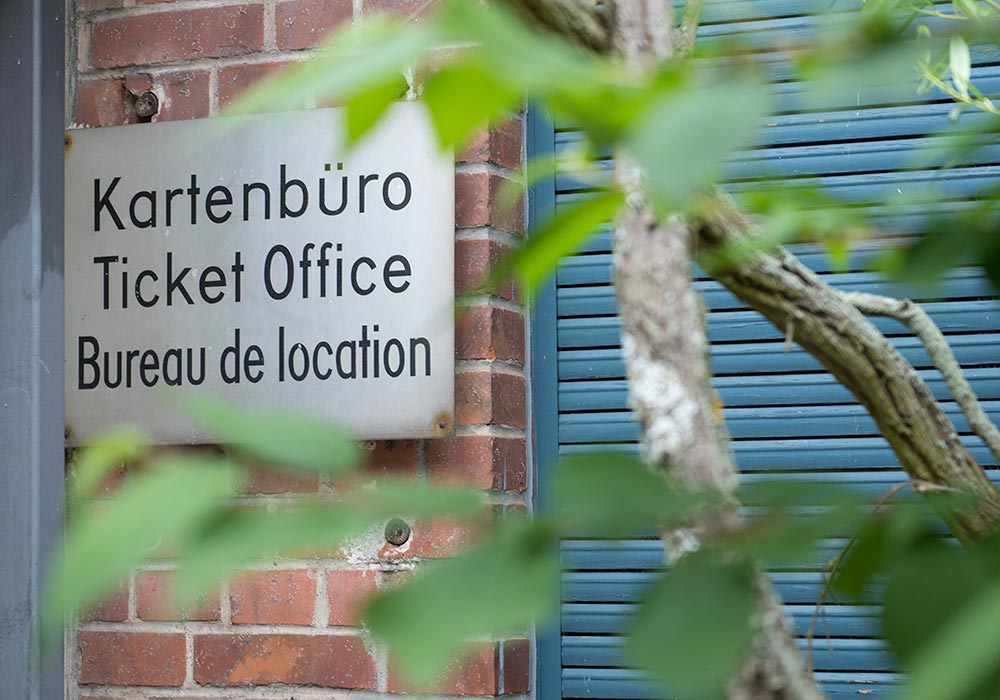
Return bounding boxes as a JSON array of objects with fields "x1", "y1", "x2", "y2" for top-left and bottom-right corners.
[{"x1": 65, "y1": 104, "x2": 454, "y2": 445}]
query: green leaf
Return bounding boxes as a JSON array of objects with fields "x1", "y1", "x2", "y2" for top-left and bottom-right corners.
[
  {"x1": 901, "y1": 574, "x2": 1000, "y2": 700},
  {"x1": 630, "y1": 80, "x2": 769, "y2": 207},
  {"x1": 172, "y1": 484, "x2": 483, "y2": 604},
  {"x1": 554, "y1": 452, "x2": 717, "y2": 537},
  {"x1": 345, "y1": 75, "x2": 409, "y2": 144},
  {"x1": 365, "y1": 520, "x2": 559, "y2": 686},
  {"x1": 172, "y1": 505, "x2": 374, "y2": 603},
  {"x1": 226, "y1": 18, "x2": 439, "y2": 117},
  {"x1": 423, "y1": 62, "x2": 520, "y2": 150},
  {"x1": 67, "y1": 426, "x2": 147, "y2": 507},
  {"x1": 499, "y1": 191, "x2": 624, "y2": 294},
  {"x1": 627, "y1": 553, "x2": 755, "y2": 695},
  {"x1": 180, "y1": 393, "x2": 361, "y2": 473},
  {"x1": 43, "y1": 456, "x2": 240, "y2": 638},
  {"x1": 950, "y1": 34, "x2": 972, "y2": 98}
]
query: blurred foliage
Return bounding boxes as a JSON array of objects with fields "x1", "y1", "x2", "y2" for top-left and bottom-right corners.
[{"x1": 51, "y1": 1, "x2": 1000, "y2": 699}]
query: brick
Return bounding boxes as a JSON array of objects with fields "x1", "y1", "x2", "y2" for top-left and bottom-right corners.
[
  {"x1": 332, "y1": 440, "x2": 418, "y2": 492},
  {"x1": 79, "y1": 631, "x2": 186, "y2": 686},
  {"x1": 407, "y1": 514, "x2": 486, "y2": 558},
  {"x1": 389, "y1": 642, "x2": 499, "y2": 695},
  {"x1": 455, "y1": 172, "x2": 524, "y2": 234},
  {"x1": 456, "y1": 238, "x2": 519, "y2": 301},
  {"x1": 363, "y1": 0, "x2": 437, "y2": 19},
  {"x1": 326, "y1": 569, "x2": 378, "y2": 626},
  {"x1": 459, "y1": 118, "x2": 523, "y2": 171},
  {"x1": 154, "y1": 70, "x2": 211, "y2": 121},
  {"x1": 230, "y1": 569, "x2": 316, "y2": 626},
  {"x1": 80, "y1": 585, "x2": 129, "y2": 622},
  {"x1": 136, "y1": 570, "x2": 220, "y2": 621},
  {"x1": 89, "y1": 5, "x2": 264, "y2": 69},
  {"x1": 243, "y1": 464, "x2": 318, "y2": 494},
  {"x1": 455, "y1": 371, "x2": 526, "y2": 429},
  {"x1": 427, "y1": 435, "x2": 526, "y2": 491},
  {"x1": 276, "y1": 0, "x2": 352, "y2": 50},
  {"x1": 73, "y1": 79, "x2": 127, "y2": 127},
  {"x1": 503, "y1": 638, "x2": 531, "y2": 693},
  {"x1": 456, "y1": 306, "x2": 525, "y2": 364},
  {"x1": 194, "y1": 633, "x2": 376, "y2": 688},
  {"x1": 77, "y1": 0, "x2": 126, "y2": 10},
  {"x1": 218, "y1": 61, "x2": 295, "y2": 110}
]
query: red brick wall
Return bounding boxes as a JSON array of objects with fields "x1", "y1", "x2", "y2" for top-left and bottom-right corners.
[{"x1": 69, "y1": 1, "x2": 530, "y2": 698}]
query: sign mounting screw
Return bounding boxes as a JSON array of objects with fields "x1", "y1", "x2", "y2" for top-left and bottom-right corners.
[{"x1": 384, "y1": 518, "x2": 411, "y2": 546}]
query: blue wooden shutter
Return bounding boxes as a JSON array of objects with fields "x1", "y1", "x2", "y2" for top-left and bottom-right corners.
[{"x1": 530, "y1": 4, "x2": 1000, "y2": 700}]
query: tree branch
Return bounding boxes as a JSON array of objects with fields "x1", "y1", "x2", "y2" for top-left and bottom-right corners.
[
  {"x1": 842, "y1": 290, "x2": 1000, "y2": 466},
  {"x1": 676, "y1": 0, "x2": 704, "y2": 57},
  {"x1": 502, "y1": 0, "x2": 609, "y2": 51},
  {"x1": 694, "y1": 190, "x2": 1000, "y2": 542}
]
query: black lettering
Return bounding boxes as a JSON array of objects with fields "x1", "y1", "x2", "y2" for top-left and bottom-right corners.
[
  {"x1": 135, "y1": 269, "x2": 159, "y2": 307},
  {"x1": 165, "y1": 252, "x2": 194, "y2": 306},
  {"x1": 244, "y1": 344, "x2": 264, "y2": 383},
  {"x1": 384, "y1": 339, "x2": 405, "y2": 377},
  {"x1": 351, "y1": 257, "x2": 376, "y2": 296},
  {"x1": 280, "y1": 164, "x2": 308, "y2": 218},
  {"x1": 93, "y1": 255, "x2": 118, "y2": 310},
  {"x1": 383, "y1": 255, "x2": 411, "y2": 293},
  {"x1": 243, "y1": 182, "x2": 271, "y2": 221},
  {"x1": 410, "y1": 337, "x2": 431, "y2": 377},
  {"x1": 129, "y1": 190, "x2": 157, "y2": 228},
  {"x1": 139, "y1": 350, "x2": 159, "y2": 387},
  {"x1": 382, "y1": 172, "x2": 411, "y2": 210},
  {"x1": 358, "y1": 173, "x2": 379, "y2": 213},
  {"x1": 199, "y1": 266, "x2": 226, "y2": 304},
  {"x1": 187, "y1": 174, "x2": 201, "y2": 225},
  {"x1": 78, "y1": 336, "x2": 100, "y2": 390},
  {"x1": 264, "y1": 245, "x2": 294, "y2": 300},
  {"x1": 205, "y1": 185, "x2": 233, "y2": 224},
  {"x1": 94, "y1": 177, "x2": 124, "y2": 231}
]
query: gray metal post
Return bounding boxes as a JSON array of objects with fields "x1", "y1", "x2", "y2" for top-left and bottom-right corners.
[{"x1": 0, "y1": 0, "x2": 66, "y2": 696}]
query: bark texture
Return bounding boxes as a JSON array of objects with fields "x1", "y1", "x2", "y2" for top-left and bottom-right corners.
[
  {"x1": 609, "y1": 4, "x2": 826, "y2": 700},
  {"x1": 695, "y1": 194, "x2": 1000, "y2": 543}
]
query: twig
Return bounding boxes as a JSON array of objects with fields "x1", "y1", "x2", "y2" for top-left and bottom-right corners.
[
  {"x1": 842, "y1": 290, "x2": 1000, "y2": 465},
  {"x1": 676, "y1": 0, "x2": 704, "y2": 58},
  {"x1": 805, "y1": 479, "x2": 957, "y2": 669}
]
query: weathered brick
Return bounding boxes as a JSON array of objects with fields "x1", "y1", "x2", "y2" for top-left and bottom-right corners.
[
  {"x1": 459, "y1": 118, "x2": 523, "y2": 171},
  {"x1": 455, "y1": 172, "x2": 524, "y2": 234},
  {"x1": 218, "y1": 61, "x2": 295, "y2": 110},
  {"x1": 242, "y1": 464, "x2": 318, "y2": 494},
  {"x1": 194, "y1": 633, "x2": 376, "y2": 688},
  {"x1": 154, "y1": 70, "x2": 211, "y2": 121},
  {"x1": 80, "y1": 585, "x2": 129, "y2": 622},
  {"x1": 326, "y1": 569, "x2": 378, "y2": 626},
  {"x1": 456, "y1": 238, "x2": 519, "y2": 301},
  {"x1": 456, "y1": 306, "x2": 525, "y2": 364},
  {"x1": 427, "y1": 436, "x2": 525, "y2": 491},
  {"x1": 79, "y1": 631, "x2": 186, "y2": 686},
  {"x1": 455, "y1": 371, "x2": 526, "y2": 429},
  {"x1": 276, "y1": 0, "x2": 352, "y2": 50},
  {"x1": 136, "y1": 570, "x2": 220, "y2": 621},
  {"x1": 77, "y1": 0, "x2": 126, "y2": 10},
  {"x1": 89, "y1": 5, "x2": 264, "y2": 69},
  {"x1": 389, "y1": 642, "x2": 499, "y2": 695},
  {"x1": 332, "y1": 440, "x2": 418, "y2": 492},
  {"x1": 73, "y1": 79, "x2": 127, "y2": 127},
  {"x1": 362, "y1": 0, "x2": 437, "y2": 19},
  {"x1": 230, "y1": 569, "x2": 317, "y2": 625},
  {"x1": 503, "y1": 638, "x2": 531, "y2": 693}
]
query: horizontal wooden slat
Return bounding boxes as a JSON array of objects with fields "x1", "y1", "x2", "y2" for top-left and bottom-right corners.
[
  {"x1": 559, "y1": 366, "x2": 1000, "y2": 411},
  {"x1": 556, "y1": 271, "x2": 993, "y2": 318},
  {"x1": 562, "y1": 669, "x2": 901, "y2": 700},
  {"x1": 563, "y1": 571, "x2": 878, "y2": 604},
  {"x1": 563, "y1": 602, "x2": 881, "y2": 637},
  {"x1": 558, "y1": 332, "x2": 1000, "y2": 380},
  {"x1": 557, "y1": 299, "x2": 1000, "y2": 348},
  {"x1": 563, "y1": 636, "x2": 895, "y2": 671},
  {"x1": 558, "y1": 436, "x2": 999, "y2": 472}
]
